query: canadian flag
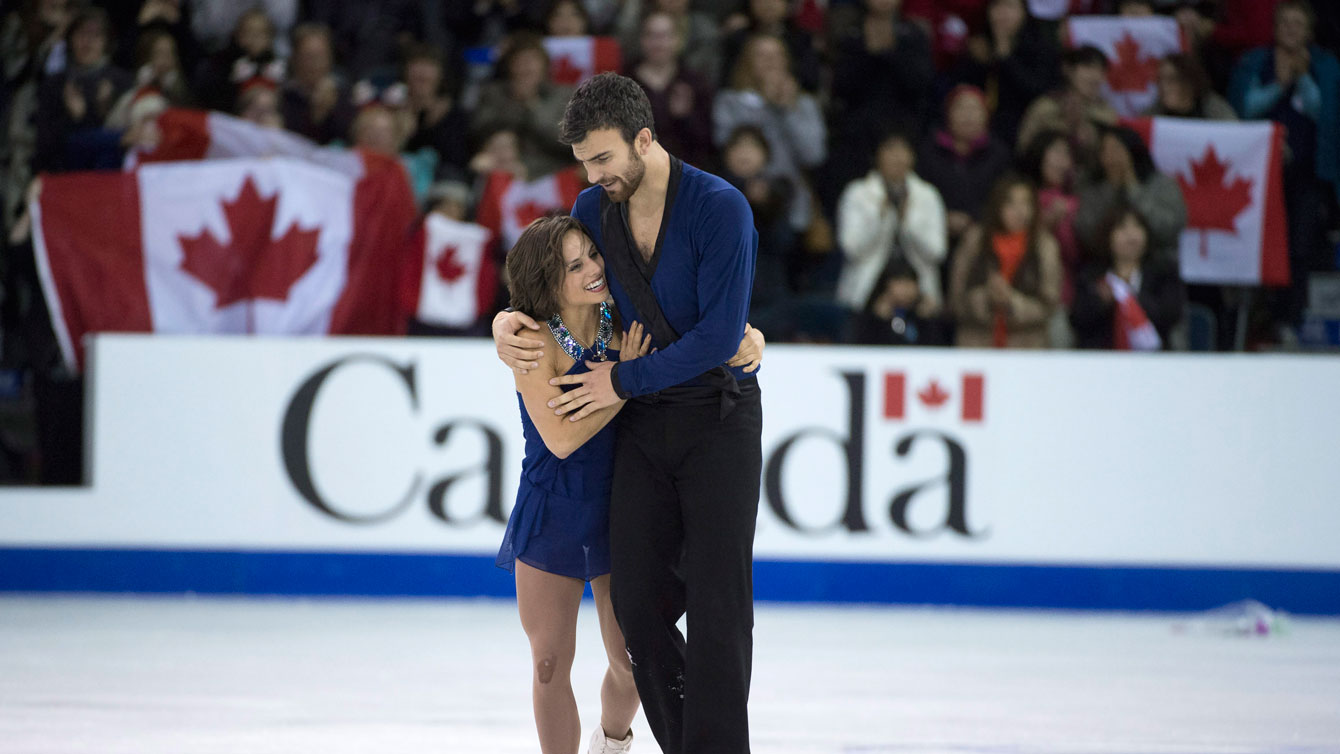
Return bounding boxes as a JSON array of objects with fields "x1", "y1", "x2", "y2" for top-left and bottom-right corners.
[
  {"x1": 1066, "y1": 16, "x2": 1186, "y2": 117},
  {"x1": 543, "y1": 36, "x2": 622, "y2": 87},
  {"x1": 399, "y1": 214, "x2": 497, "y2": 330},
  {"x1": 32, "y1": 153, "x2": 417, "y2": 370},
  {"x1": 474, "y1": 168, "x2": 586, "y2": 252},
  {"x1": 883, "y1": 372, "x2": 985, "y2": 423},
  {"x1": 126, "y1": 108, "x2": 363, "y2": 176},
  {"x1": 1129, "y1": 117, "x2": 1289, "y2": 287}
]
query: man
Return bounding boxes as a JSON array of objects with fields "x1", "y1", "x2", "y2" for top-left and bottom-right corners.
[{"x1": 493, "y1": 73, "x2": 762, "y2": 754}]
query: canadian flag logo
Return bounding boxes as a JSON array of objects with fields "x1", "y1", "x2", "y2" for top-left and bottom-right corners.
[{"x1": 884, "y1": 372, "x2": 985, "y2": 423}]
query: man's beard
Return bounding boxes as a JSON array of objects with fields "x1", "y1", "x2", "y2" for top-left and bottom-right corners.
[{"x1": 604, "y1": 147, "x2": 646, "y2": 203}]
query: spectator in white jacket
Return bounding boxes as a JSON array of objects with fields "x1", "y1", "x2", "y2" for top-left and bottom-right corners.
[{"x1": 836, "y1": 131, "x2": 948, "y2": 315}]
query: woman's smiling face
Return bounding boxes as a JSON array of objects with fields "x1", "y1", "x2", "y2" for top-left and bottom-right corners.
[{"x1": 558, "y1": 230, "x2": 608, "y2": 310}]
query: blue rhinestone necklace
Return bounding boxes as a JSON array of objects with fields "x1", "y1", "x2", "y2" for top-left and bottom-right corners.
[{"x1": 548, "y1": 301, "x2": 612, "y2": 363}]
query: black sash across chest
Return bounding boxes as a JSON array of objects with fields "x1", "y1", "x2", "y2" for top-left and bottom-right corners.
[{"x1": 599, "y1": 158, "x2": 742, "y2": 418}]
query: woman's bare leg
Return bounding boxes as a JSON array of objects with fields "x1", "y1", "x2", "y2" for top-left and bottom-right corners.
[
  {"x1": 591, "y1": 574, "x2": 640, "y2": 740},
  {"x1": 516, "y1": 561, "x2": 586, "y2": 754}
]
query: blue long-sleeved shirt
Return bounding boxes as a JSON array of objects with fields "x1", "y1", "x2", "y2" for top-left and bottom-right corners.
[
  {"x1": 571, "y1": 161, "x2": 758, "y2": 398},
  {"x1": 1230, "y1": 44, "x2": 1340, "y2": 194}
]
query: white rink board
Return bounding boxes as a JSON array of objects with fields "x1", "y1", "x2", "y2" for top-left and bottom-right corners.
[{"x1": 1, "y1": 335, "x2": 1337, "y2": 571}]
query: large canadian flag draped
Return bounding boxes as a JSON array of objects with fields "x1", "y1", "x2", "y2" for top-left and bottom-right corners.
[
  {"x1": 475, "y1": 168, "x2": 586, "y2": 252},
  {"x1": 1066, "y1": 16, "x2": 1186, "y2": 117},
  {"x1": 33, "y1": 111, "x2": 417, "y2": 370},
  {"x1": 543, "y1": 37, "x2": 622, "y2": 87},
  {"x1": 1130, "y1": 117, "x2": 1289, "y2": 287}
]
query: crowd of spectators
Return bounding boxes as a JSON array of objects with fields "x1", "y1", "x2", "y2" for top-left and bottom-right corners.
[{"x1": 1, "y1": 0, "x2": 1339, "y2": 479}]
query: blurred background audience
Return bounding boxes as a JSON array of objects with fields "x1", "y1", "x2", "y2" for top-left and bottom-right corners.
[{"x1": 3, "y1": 0, "x2": 1340, "y2": 484}]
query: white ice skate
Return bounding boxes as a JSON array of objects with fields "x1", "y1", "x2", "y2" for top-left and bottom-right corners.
[{"x1": 587, "y1": 726, "x2": 633, "y2": 753}]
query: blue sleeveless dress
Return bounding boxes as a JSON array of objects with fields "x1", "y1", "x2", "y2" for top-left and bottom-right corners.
[{"x1": 496, "y1": 349, "x2": 619, "y2": 582}]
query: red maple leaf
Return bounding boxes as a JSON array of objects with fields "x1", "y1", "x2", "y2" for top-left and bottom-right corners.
[
  {"x1": 1107, "y1": 32, "x2": 1160, "y2": 93},
  {"x1": 435, "y1": 244, "x2": 466, "y2": 283},
  {"x1": 514, "y1": 200, "x2": 550, "y2": 229},
  {"x1": 551, "y1": 55, "x2": 584, "y2": 86},
  {"x1": 178, "y1": 176, "x2": 320, "y2": 309},
  {"x1": 1176, "y1": 146, "x2": 1253, "y2": 258},
  {"x1": 917, "y1": 379, "x2": 950, "y2": 409}
]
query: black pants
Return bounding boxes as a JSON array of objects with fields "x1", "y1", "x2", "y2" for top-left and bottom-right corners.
[{"x1": 609, "y1": 383, "x2": 762, "y2": 754}]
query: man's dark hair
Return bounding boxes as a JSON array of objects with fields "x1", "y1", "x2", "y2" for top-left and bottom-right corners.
[
  {"x1": 557, "y1": 72, "x2": 656, "y2": 146},
  {"x1": 1063, "y1": 44, "x2": 1109, "y2": 70}
]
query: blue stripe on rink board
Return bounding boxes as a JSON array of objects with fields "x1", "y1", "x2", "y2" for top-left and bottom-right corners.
[{"x1": 1, "y1": 547, "x2": 1338, "y2": 615}]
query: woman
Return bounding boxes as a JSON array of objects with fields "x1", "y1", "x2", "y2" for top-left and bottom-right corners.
[
  {"x1": 917, "y1": 85, "x2": 1014, "y2": 246},
  {"x1": 34, "y1": 6, "x2": 133, "y2": 172},
  {"x1": 627, "y1": 10, "x2": 714, "y2": 170},
  {"x1": 191, "y1": 7, "x2": 281, "y2": 113},
  {"x1": 280, "y1": 23, "x2": 355, "y2": 145},
  {"x1": 836, "y1": 129, "x2": 947, "y2": 315},
  {"x1": 401, "y1": 44, "x2": 470, "y2": 181},
  {"x1": 498, "y1": 215, "x2": 764, "y2": 754},
  {"x1": 105, "y1": 28, "x2": 190, "y2": 133},
  {"x1": 472, "y1": 32, "x2": 576, "y2": 180},
  {"x1": 948, "y1": 0, "x2": 1059, "y2": 147},
  {"x1": 1019, "y1": 129, "x2": 1079, "y2": 308},
  {"x1": 1071, "y1": 204, "x2": 1185, "y2": 350},
  {"x1": 1147, "y1": 52, "x2": 1238, "y2": 120},
  {"x1": 718, "y1": 0, "x2": 822, "y2": 92},
  {"x1": 949, "y1": 175, "x2": 1061, "y2": 348},
  {"x1": 1074, "y1": 125, "x2": 1186, "y2": 269},
  {"x1": 719, "y1": 125, "x2": 795, "y2": 315},
  {"x1": 713, "y1": 33, "x2": 826, "y2": 234}
]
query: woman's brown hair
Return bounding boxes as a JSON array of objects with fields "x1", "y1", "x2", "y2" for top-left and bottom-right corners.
[
  {"x1": 505, "y1": 213, "x2": 591, "y2": 321},
  {"x1": 964, "y1": 174, "x2": 1045, "y2": 296}
]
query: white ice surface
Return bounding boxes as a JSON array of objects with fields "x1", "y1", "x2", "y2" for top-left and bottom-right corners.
[{"x1": 0, "y1": 597, "x2": 1337, "y2": 754}]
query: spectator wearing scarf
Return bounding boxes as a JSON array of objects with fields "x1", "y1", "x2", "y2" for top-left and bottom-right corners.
[
  {"x1": 949, "y1": 174, "x2": 1061, "y2": 348},
  {"x1": 1071, "y1": 204, "x2": 1185, "y2": 350}
]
